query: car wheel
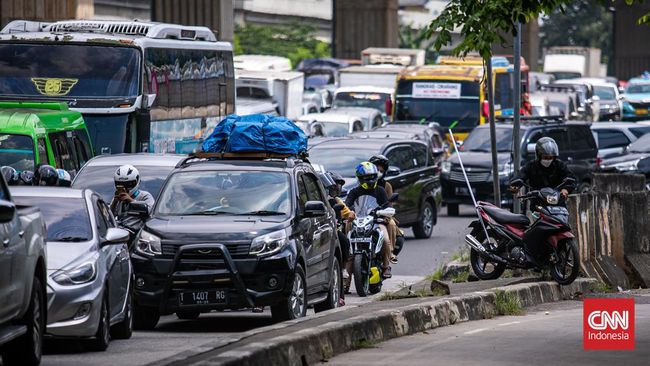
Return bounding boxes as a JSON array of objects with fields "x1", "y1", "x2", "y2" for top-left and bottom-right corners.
[
  {"x1": 314, "y1": 256, "x2": 342, "y2": 313},
  {"x1": 176, "y1": 311, "x2": 201, "y2": 320},
  {"x1": 447, "y1": 203, "x2": 459, "y2": 217},
  {"x1": 111, "y1": 288, "x2": 133, "y2": 339},
  {"x1": 87, "y1": 292, "x2": 111, "y2": 352},
  {"x1": 413, "y1": 201, "x2": 435, "y2": 239},
  {"x1": 271, "y1": 264, "x2": 307, "y2": 322},
  {"x1": 133, "y1": 305, "x2": 160, "y2": 330},
  {"x1": 1, "y1": 277, "x2": 45, "y2": 366}
]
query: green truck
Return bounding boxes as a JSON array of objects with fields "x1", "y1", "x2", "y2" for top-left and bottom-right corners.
[{"x1": 0, "y1": 102, "x2": 93, "y2": 175}]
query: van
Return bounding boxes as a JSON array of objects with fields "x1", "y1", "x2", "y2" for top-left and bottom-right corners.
[{"x1": 0, "y1": 101, "x2": 93, "y2": 175}]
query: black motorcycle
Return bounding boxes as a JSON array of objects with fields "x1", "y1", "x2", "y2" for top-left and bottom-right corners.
[{"x1": 465, "y1": 178, "x2": 580, "y2": 285}]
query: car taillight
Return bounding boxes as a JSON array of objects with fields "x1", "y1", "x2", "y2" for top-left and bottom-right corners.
[
  {"x1": 596, "y1": 156, "x2": 603, "y2": 169},
  {"x1": 385, "y1": 99, "x2": 393, "y2": 116},
  {"x1": 482, "y1": 100, "x2": 489, "y2": 117}
]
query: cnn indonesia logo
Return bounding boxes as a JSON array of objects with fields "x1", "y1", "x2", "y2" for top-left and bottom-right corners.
[{"x1": 583, "y1": 298, "x2": 635, "y2": 350}]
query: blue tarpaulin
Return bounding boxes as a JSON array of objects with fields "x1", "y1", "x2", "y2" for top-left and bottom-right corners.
[{"x1": 201, "y1": 114, "x2": 308, "y2": 155}]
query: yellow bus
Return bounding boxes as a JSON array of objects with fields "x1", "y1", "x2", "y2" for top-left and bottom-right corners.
[{"x1": 393, "y1": 65, "x2": 485, "y2": 141}]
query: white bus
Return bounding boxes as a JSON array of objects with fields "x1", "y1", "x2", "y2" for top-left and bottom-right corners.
[{"x1": 0, "y1": 20, "x2": 235, "y2": 154}]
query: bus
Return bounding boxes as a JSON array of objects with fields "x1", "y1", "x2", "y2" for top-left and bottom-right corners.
[
  {"x1": 0, "y1": 20, "x2": 236, "y2": 154},
  {"x1": 393, "y1": 65, "x2": 485, "y2": 141}
]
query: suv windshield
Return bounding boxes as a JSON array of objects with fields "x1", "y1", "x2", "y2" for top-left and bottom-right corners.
[
  {"x1": 309, "y1": 146, "x2": 378, "y2": 177},
  {"x1": 13, "y1": 196, "x2": 92, "y2": 242},
  {"x1": 460, "y1": 128, "x2": 513, "y2": 152},
  {"x1": 626, "y1": 84, "x2": 650, "y2": 94},
  {"x1": 594, "y1": 85, "x2": 616, "y2": 100},
  {"x1": 0, "y1": 43, "x2": 140, "y2": 99},
  {"x1": 0, "y1": 134, "x2": 34, "y2": 171},
  {"x1": 333, "y1": 92, "x2": 390, "y2": 111},
  {"x1": 629, "y1": 133, "x2": 650, "y2": 153},
  {"x1": 156, "y1": 171, "x2": 291, "y2": 216}
]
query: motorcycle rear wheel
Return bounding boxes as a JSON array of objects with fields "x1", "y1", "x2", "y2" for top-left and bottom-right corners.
[
  {"x1": 550, "y1": 239, "x2": 580, "y2": 285},
  {"x1": 353, "y1": 253, "x2": 370, "y2": 297},
  {"x1": 469, "y1": 231, "x2": 506, "y2": 280}
]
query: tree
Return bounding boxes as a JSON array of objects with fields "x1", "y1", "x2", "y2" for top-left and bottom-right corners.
[
  {"x1": 399, "y1": 23, "x2": 438, "y2": 63},
  {"x1": 234, "y1": 23, "x2": 330, "y2": 68}
]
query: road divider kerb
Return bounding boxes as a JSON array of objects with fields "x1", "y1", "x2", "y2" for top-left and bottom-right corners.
[{"x1": 167, "y1": 278, "x2": 596, "y2": 366}]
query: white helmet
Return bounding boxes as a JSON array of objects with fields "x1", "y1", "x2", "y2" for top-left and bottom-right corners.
[{"x1": 114, "y1": 164, "x2": 140, "y2": 194}]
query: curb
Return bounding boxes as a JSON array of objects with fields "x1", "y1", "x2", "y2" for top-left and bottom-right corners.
[{"x1": 174, "y1": 278, "x2": 596, "y2": 366}]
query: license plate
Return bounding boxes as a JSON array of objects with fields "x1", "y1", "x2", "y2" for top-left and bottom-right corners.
[
  {"x1": 635, "y1": 108, "x2": 648, "y2": 115},
  {"x1": 350, "y1": 237, "x2": 372, "y2": 243},
  {"x1": 179, "y1": 290, "x2": 227, "y2": 305},
  {"x1": 455, "y1": 187, "x2": 476, "y2": 196}
]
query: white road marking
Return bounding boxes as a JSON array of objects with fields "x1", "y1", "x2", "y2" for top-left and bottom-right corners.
[
  {"x1": 497, "y1": 321, "x2": 521, "y2": 327},
  {"x1": 463, "y1": 328, "x2": 487, "y2": 335}
]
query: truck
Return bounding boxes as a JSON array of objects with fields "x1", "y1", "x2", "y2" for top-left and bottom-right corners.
[
  {"x1": 361, "y1": 47, "x2": 425, "y2": 67},
  {"x1": 0, "y1": 175, "x2": 47, "y2": 366},
  {"x1": 235, "y1": 70, "x2": 305, "y2": 119},
  {"x1": 543, "y1": 47, "x2": 604, "y2": 80},
  {"x1": 338, "y1": 65, "x2": 403, "y2": 89}
]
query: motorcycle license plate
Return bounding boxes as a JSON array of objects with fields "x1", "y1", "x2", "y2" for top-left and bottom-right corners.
[
  {"x1": 349, "y1": 237, "x2": 372, "y2": 243},
  {"x1": 455, "y1": 187, "x2": 476, "y2": 196},
  {"x1": 179, "y1": 290, "x2": 227, "y2": 305}
]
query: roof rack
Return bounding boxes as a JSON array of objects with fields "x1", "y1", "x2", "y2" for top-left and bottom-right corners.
[
  {"x1": 175, "y1": 152, "x2": 309, "y2": 168},
  {"x1": 538, "y1": 84, "x2": 578, "y2": 93},
  {"x1": 496, "y1": 115, "x2": 566, "y2": 124}
]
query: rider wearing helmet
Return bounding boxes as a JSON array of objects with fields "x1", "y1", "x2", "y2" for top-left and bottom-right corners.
[
  {"x1": 369, "y1": 154, "x2": 393, "y2": 198},
  {"x1": 33, "y1": 164, "x2": 59, "y2": 186},
  {"x1": 369, "y1": 154, "x2": 402, "y2": 261},
  {"x1": 345, "y1": 162, "x2": 394, "y2": 278},
  {"x1": 110, "y1": 165, "x2": 155, "y2": 229},
  {"x1": 509, "y1": 137, "x2": 576, "y2": 199},
  {"x1": 56, "y1": 169, "x2": 72, "y2": 187},
  {"x1": 1, "y1": 166, "x2": 20, "y2": 185}
]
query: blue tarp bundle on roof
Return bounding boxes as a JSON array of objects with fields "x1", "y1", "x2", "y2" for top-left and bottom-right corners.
[{"x1": 201, "y1": 114, "x2": 308, "y2": 155}]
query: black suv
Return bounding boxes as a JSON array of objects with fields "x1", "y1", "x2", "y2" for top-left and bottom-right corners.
[
  {"x1": 130, "y1": 154, "x2": 341, "y2": 329},
  {"x1": 442, "y1": 119, "x2": 598, "y2": 216}
]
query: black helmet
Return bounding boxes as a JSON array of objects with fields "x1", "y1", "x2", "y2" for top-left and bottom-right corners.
[
  {"x1": 369, "y1": 154, "x2": 389, "y2": 172},
  {"x1": 34, "y1": 165, "x2": 58, "y2": 186},
  {"x1": 1, "y1": 166, "x2": 19, "y2": 185},
  {"x1": 535, "y1": 137, "x2": 559, "y2": 161}
]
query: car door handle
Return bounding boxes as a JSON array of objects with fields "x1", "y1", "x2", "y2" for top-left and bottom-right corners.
[
  {"x1": 18, "y1": 231, "x2": 24, "y2": 238},
  {"x1": 2, "y1": 238, "x2": 9, "y2": 246}
]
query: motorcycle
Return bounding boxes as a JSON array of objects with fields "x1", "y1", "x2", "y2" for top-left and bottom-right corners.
[
  {"x1": 464, "y1": 178, "x2": 580, "y2": 285},
  {"x1": 349, "y1": 196, "x2": 397, "y2": 297}
]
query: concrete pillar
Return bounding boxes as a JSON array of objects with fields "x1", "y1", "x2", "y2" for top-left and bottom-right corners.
[
  {"x1": 334, "y1": 0, "x2": 398, "y2": 60},
  {"x1": 0, "y1": 0, "x2": 94, "y2": 28},
  {"x1": 151, "y1": 0, "x2": 234, "y2": 42}
]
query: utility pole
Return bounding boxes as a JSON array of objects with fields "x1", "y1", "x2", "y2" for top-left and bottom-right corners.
[
  {"x1": 513, "y1": 22, "x2": 522, "y2": 213},
  {"x1": 486, "y1": 59, "x2": 500, "y2": 207}
]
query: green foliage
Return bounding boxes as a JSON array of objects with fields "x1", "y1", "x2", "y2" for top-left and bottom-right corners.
[
  {"x1": 494, "y1": 290, "x2": 523, "y2": 316},
  {"x1": 451, "y1": 269, "x2": 470, "y2": 283},
  {"x1": 234, "y1": 23, "x2": 330, "y2": 68},
  {"x1": 426, "y1": 267, "x2": 444, "y2": 282},
  {"x1": 399, "y1": 23, "x2": 438, "y2": 63},
  {"x1": 354, "y1": 339, "x2": 379, "y2": 349},
  {"x1": 590, "y1": 281, "x2": 617, "y2": 293}
]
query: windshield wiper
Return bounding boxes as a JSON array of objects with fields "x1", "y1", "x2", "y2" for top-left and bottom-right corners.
[
  {"x1": 237, "y1": 210, "x2": 286, "y2": 216},
  {"x1": 56, "y1": 237, "x2": 89, "y2": 242},
  {"x1": 183, "y1": 210, "x2": 232, "y2": 216}
]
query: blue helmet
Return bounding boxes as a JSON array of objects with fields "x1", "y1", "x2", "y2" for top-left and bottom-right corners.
[{"x1": 355, "y1": 162, "x2": 378, "y2": 190}]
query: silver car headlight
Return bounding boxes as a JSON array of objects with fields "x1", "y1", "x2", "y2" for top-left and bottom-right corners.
[
  {"x1": 135, "y1": 229, "x2": 162, "y2": 256},
  {"x1": 52, "y1": 254, "x2": 99, "y2": 286},
  {"x1": 250, "y1": 229, "x2": 288, "y2": 257}
]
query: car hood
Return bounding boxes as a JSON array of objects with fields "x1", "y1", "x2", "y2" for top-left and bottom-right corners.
[
  {"x1": 601, "y1": 152, "x2": 650, "y2": 166},
  {"x1": 624, "y1": 93, "x2": 650, "y2": 103},
  {"x1": 448, "y1": 151, "x2": 511, "y2": 169},
  {"x1": 47, "y1": 242, "x2": 96, "y2": 271},
  {"x1": 145, "y1": 216, "x2": 290, "y2": 241}
]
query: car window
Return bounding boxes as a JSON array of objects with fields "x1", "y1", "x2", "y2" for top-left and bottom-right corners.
[
  {"x1": 297, "y1": 175, "x2": 309, "y2": 213},
  {"x1": 596, "y1": 130, "x2": 630, "y2": 149},
  {"x1": 386, "y1": 146, "x2": 415, "y2": 171},
  {"x1": 93, "y1": 196, "x2": 109, "y2": 237},
  {"x1": 12, "y1": 196, "x2": 92, "y2": 242},
  {"x1": 412, "y1": 144, "x2": 428, "y2": 167},
  {"x1": 569, "y1": 126, "x2": 597, "y2": 151},
  {"x1": 50, "y1": 132, "x2": 76, "y2": 172},
  {"x1": 630, "y1": 126, "x2": 650, "y2": 138},
  {"x1": 302, "y1": 173, "x2": 325, "y2": 202},
  {"x1": 37, "y1": 138, "x2": 48, "y2": 165},
  {"x1": 544, "y1": 129, "x2": 570, "y2": 152}
]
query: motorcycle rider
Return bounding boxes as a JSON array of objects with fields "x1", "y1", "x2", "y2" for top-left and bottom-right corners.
[
  {"x1": 33, "y1": 164, "x2": 59, "y2": 186},
  {"x1": 1, "y1": 166, "x2": 20, "y2": 185},
  {"x1": 345, "y1": 162, "x2": 394, "y2": 278},
  {"x1": 56, "y1": 169, "x2": 72, "y2": 187},
  {"x1": 110, "y1": 165, "x2": 155, "y2": 233},
  {"x1": 369, "y1": 154, "x2": 393, "y2": 198},
  {"x1": 369, "y1": 154, "x2": 403, "y2": 261}
]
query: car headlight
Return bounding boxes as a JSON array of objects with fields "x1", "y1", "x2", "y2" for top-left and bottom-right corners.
[
  {"x1": 250, "y1": 229, "x2": 288, "y2": 257},
  {"x1": 441, "y1": 161, "x2": 451, "y2": 174},
  {"x1": 499, "y1": 162, "x2": 514, "y2": 177},
  {"x1": 135, "y1": 229, "x2": 162, "y2": 256},
  {"x1": 546, "y1": 193, "x2": 560, "y2": 205},
  {"x1": 52, "y1": 255, "x2": 98, "y2": 286}
]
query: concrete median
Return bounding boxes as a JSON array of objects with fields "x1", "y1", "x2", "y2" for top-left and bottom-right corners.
[{"x1": 162, "y1": 278, "x2": 595, "y2": 366}]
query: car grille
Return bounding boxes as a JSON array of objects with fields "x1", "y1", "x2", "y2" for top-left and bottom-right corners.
[
  {"x1": 628, "y1": 101, "x2": 650, "y2": 109},
  {"x1": 161, "y1": 241, "x2": 251, "y2": 259},
  {"x1": 449, "y1": 169, "x2": 491, "y2": 182}
]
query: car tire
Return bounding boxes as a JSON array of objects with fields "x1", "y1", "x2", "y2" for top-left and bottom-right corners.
[
  {"x1": 314, "y1": 256, "x2": 342, "y2": 313},
  {"x1": 447, "y1": 203, "x2": 459, "y2": 217},
  {"x1": 271, "y1": 264, "x2": 307, "y2": 322},
  {"x1": 111, "y1": 288, "x2": 133, "y2": 340},
  {"x1": 413, "y1": 201, "x2": 435, "y2": 239},
  {"x1": 133, "y1": 304, "x2": 160, "y2": 330},
  {"x1": 87, "y1": 292, "x2": 111, "y2": 352},
  {"x1": 1, "y1": 276, "x2": 45, "y2": 366},
  {"x1": 176, "y1": 311, "x2": 201, "y2": 320}
]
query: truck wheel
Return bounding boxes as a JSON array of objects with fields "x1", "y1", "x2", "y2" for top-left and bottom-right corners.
[
  {"x1": 271, "y1": 264, "x2": 307, "y2": 322},
  {"x1": 1, "y1": 277, "x2": 45, "y2": 366},
  {"x1": 413, "y1": 201, "x2": 435, "y2": 239},
  {"x1": 447, "y1": 203, "x2": 459, "y2": 217},
  {"x1": 111, "y1": 289, "x2": 133, "y2": 339},
  {"x1": 314, "y1": 257, "x2": 342, "y2": 313},
  {"x1": 87, "y1": 292, "x2": 111, "y2": 351},
  {"x1": 133, "y1": 305, "x2": 160, "y2": 330}
]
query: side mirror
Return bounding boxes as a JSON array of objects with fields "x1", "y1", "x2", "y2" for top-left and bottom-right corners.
[
  {"x1": 102, "y1": 227, "x2": 130, "y2": 246},
  {"x1": 592, "y1": 95, "x2": 601, "y2": 102},
  {"x1": 385, "y1": 166, "x2": 401, "y2": 177},
  {"x1": 0, "y1": 199, "x2": 16, "y2": 223},
  {"x1": 526, "y1": 143, "x2": 536, "y2": 154},
  {"x1": 510, "y1": 178, "x2": 524, "y2": 187},
  {"x1": 304, "y1": 201, "x2": 327, "y2": 217},
  {"x1": 431, "y1": 148, "x2": 445, "y2": 157},
  {"x1": 389, "y1": 193, "x2": 399, "y2": 202},
  {"x1": 127, "y1": 202, "x2": 150, "y2": 218}
]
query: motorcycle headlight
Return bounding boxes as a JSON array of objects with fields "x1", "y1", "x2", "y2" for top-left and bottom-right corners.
[
  {"x1": 135, "y1": 229, "x2": 162, "y2": 256},
  {"x1": 441, "y1": 161, "x2": 451, "y2": 174},
  {"x1": 52, "y1": 254, "x2": 98, "y2": 286},
  {"x1": 250, "y1": 229, "x2": 288, "y2": 257},
  {"x1": 546, "y1": 193, "x2": 560, "y2": 205}
]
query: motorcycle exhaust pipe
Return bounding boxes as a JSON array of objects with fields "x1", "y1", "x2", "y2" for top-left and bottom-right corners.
[{"x1": 465, "y1": 234, "x2": 508, "y2": 265}]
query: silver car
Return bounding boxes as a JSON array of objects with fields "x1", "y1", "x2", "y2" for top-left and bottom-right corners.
[{"x1": 10, "y1": 187, "x2": 132, "y2": 351}]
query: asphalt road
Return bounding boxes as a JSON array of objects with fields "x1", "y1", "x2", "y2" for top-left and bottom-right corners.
[
  {"x1": 37, "y1": 205, "x2": 474, "y2": 366},
  {"x1": 323, "y1": 299, "x2": 650, "y2": 366}
]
